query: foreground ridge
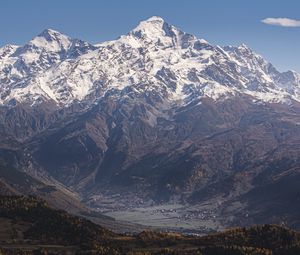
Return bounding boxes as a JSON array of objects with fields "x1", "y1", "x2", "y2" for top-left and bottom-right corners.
[{"x1": 0, "y1": 196, "x2": 300, "y2": 255}]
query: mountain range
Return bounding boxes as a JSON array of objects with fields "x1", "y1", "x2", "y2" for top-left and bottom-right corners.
[{"x1": 0, "y1": 16, "x2": 299, "y2": 231}]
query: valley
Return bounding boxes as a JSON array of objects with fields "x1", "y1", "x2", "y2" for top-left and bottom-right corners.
[{"x1": 104, "y1": 203, "x2": 219, "y2": 233}]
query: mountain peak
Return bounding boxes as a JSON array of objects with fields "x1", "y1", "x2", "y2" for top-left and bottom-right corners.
[
  {"x1": 144, "y1": 15, "x2": 164, "y2": 22},
  {"x1": 143, "y1": 15, "x2": 165, "y2": 23},
  {"x1": 128, "y1": 16, "x2": 195, "y2": 48},
  {"x1": 131, "y1": 16, "x2": 167, "y2": 35},
  {"x1": 26, "y1": 28, "x2": 72, "y2": 52},
  {"x1": 38, "y1": 28, "x2": 66, "y2": 39},
  {"x1": 36, "y1": 28, "x2": 71, "y2": 43}
]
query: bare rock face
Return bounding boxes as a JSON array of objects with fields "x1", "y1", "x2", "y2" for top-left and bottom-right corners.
[{"x1": 0, "y1": 16, "x2": 300, "y2": 229}]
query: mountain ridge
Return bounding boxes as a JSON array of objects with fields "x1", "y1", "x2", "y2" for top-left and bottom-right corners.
[{"x1": 0, "y1": 16, "x2": 299, "y2": 107}]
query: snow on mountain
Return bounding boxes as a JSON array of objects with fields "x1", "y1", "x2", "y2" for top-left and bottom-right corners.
[
  {"x1": 0, "y1": 44, "x2": 19, "y2": 59},
  {"x1": 0, "y1": 29, "x2": 97, "y2": 105},
  {"x1": 0, "y1": 16, "x2": 299, "y2": 106}
]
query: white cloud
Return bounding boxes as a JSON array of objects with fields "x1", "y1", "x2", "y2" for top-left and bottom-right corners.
[{"x1": 261, "y1": 17, "x2": 300, "y2": 27}]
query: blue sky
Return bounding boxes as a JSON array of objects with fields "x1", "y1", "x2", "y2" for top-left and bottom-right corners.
[{"x1": 1, "y1": 0, "x2": 299, "y2": 72}]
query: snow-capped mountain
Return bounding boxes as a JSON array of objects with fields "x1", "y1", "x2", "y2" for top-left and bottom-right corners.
[
  {"x1": 1, "y1": 17, "x2": 300, "y2": 231},
  {"x1": 0, "y1": 28, "x2": 96, "y2": 105},
  {"x1": 0, "y1": 16, "x2": 299, "y2": 106}
]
